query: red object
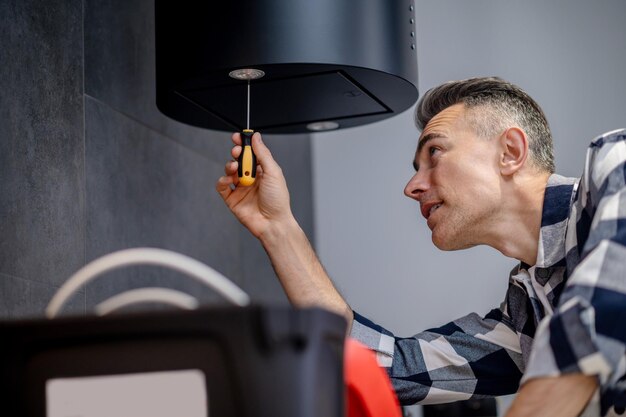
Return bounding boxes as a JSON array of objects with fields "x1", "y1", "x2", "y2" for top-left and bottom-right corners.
[{"x1": 345, "y1": 338, "x2": 402, "y2": 417}]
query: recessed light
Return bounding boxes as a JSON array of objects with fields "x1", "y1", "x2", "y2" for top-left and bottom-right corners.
[{"x1": 306, "y1": 121, "x2": 340, "y2": 131}]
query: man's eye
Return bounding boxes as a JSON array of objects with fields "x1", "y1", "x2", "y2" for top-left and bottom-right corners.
[{"x1": 429, "y1": 147, "x2": 439, "y2": 156}]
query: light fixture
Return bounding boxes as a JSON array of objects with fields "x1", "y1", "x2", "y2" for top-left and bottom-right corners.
[{"x1": 306, "y1": 121, "x2": 340, "y2": 132}]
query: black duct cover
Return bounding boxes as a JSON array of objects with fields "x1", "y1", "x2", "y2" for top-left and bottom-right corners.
[{"x1": 155, "y1": 0, "x2": 418, "y2": 134}]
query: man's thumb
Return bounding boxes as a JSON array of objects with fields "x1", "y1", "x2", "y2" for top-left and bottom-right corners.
[{"x1": 252, "y1": 132, "x2": 278, "y2": 173}]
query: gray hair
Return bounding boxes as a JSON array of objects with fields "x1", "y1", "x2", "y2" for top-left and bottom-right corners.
[{"x1": 415, "y1": 77, "x2": 555, "y2": 173}]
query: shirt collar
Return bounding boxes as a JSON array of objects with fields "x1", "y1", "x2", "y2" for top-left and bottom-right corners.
[{"x1": 534, "y1": 174, "x2": 579, "y2": 269}]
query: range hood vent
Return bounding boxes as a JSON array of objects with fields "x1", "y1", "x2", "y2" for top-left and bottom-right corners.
[{"x1": 155, "y1": 0, "x2": 418, "y2": 134}]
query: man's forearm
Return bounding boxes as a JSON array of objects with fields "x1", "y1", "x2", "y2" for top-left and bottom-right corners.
[
  {"x1": 260, "y1": 216, "x2": 353, "y2": 325},
  {"x1": 506, "y1": 374, "x2": 598, "y2": 417}
]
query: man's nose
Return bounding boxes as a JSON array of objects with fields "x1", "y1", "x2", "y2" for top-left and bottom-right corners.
[{"x1": 404, "y1": 170, "x2": 429, "y2": 200}]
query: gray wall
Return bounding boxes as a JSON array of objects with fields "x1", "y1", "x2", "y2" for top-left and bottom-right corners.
[{"x1": 0, "y1": 0, "x2": 314, "y2": 318}]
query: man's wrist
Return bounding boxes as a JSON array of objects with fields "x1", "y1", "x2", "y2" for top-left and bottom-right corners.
[
  {"x1": 258, "y1": 215, "x2": 301, "y2": 248},
  {"x1": 506, "y1": 374, "x2": 598, "y2": 417}
]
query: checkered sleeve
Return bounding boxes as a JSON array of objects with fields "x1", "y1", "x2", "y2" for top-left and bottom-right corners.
[
  {"x1": 351, "y1": 307, "x2": 524, "y2": 405},
  {"x1": 522, "y1": 129, "x2": 626, "y2": 414}
]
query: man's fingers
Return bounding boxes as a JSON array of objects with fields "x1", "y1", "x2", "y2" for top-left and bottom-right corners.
[
  {"x1": 251, "y1": 132, "x2": 279, "y2": 175},
  {"x1": 221, "y1": 132, "x2": 274, "y2": 198},
  {"x1": 229, "y1": 131, "x2": 277, "y2": 176},
  {"x1": 231, "y1": 145, "x2": 241, "y2": 160},
  {"x1": 216, "y1": 175, "x2": 235, "y2": 200},
  {"x1": 224, "y1": 160, "x2": 238, "y2": 176},
  {"x1": 231, "y1": 132, "x2": 242, "y2": 146}
]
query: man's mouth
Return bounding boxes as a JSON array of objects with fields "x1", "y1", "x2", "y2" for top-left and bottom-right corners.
[
  {"x1": 429, "y1": 203, "x2": 442, "y2": 217},
  {"x1": 421, "y1": 201, "x2": 444, "y2": 220}
]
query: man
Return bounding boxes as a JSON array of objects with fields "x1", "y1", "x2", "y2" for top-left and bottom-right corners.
[{"x1": 216, "y1": 77, "x2": 626, "y2": 416}]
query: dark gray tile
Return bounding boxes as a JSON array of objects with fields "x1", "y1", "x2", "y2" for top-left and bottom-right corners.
[
  {"x1": 0, "y1": 0, "x2": 85, "y2": 287},
  {"x1": 84, "y1": 97, "x2": 246, "y2": 311},
  {"x1": 0, "y1": 273, "x2": 85, "y2": 319},
  {"x1": 0, "y1": 0, "x2": 315, "y2": 320},
  {"x1": 84, "y1": 0, "x2": 235, "y2": 163}
]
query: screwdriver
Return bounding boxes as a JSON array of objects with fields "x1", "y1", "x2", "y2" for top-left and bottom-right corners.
[
  {"x1": 238, "y1": 129, "x2": 256, "y2": 186},
  {"x1": 228, "y1": 68, "x2": 265, "y2": 186},
  {"x1": 238, "y1": 79, "x2": 257, "y2": 186}
]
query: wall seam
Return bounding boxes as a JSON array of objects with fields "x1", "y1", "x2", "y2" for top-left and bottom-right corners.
[
  {"x1": 83, "y1": 94, "x2": 216, "y2": 163},
  {"x1": 81, "y1": 0, "x2": 87, "y2": 314}
]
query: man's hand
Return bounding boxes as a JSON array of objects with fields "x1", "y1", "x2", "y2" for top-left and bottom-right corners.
[
  {"x1": 505, "y1": 374, "x2": 598, "y2": 417},
  {"x1": 216, "y1": 132, "x2": 353, "y2": 324},
  {"x1": 216, "y1": 132, "x2": 294, "y2": 240}
]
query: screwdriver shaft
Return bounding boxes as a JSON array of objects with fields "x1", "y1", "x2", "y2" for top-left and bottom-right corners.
[{"x1": 246, "y1": 80, "x2": 251, "y2": 130}]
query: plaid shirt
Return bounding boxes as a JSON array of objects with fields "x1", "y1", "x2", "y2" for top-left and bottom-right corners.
[{"x1": 351, "y1": 129, "x2": 626, "y2": 416}]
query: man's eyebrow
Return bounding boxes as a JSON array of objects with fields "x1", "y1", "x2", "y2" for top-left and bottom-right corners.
[{"x1": 417, "y1": 133, "x2": 446, "y2": 155}]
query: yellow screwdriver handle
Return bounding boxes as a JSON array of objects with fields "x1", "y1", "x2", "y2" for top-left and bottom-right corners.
[{"x1": 237, "y1": 129, "x2": 256, "y2": 186}]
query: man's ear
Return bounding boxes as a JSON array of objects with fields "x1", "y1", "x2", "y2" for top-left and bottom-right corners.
[{"x1": 499, "y1": 127, "x2": 529, "y2": 176}]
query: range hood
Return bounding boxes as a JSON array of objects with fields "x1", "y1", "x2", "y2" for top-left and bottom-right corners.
[{"x1": 155, "y1": 0, "x2": 418, "y2": 134}]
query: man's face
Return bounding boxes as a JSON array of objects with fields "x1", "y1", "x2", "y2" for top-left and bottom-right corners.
[{"x1": 404, "y1": 103, "x2": 503, "y2": 250}]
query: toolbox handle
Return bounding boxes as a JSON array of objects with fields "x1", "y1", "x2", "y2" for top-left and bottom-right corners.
[
  {"x1": 94, "y1": 287, "x2": 200, "y2": 316},
  {"x1": 46, "y1": 247, "x2": 250, "y2": 318}
]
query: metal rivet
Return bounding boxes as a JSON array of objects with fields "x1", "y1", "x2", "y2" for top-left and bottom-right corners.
[
  {"x1": 411, "y1": 44, "x2": 415, "y2": 50},
  {"x1": 409, "y1": 5, "x2": 414, "y2": 11},
  {"x1": 410, "y1": 18, "x2": 414, "y2": 24},
  {"x1": 410, "y1": 31, "x2": 415, "y2": 37}
]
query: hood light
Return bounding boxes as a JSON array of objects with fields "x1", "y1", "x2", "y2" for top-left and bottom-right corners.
[{"x1": 306, "y1": 121, "x2": 340, "y2": 131}]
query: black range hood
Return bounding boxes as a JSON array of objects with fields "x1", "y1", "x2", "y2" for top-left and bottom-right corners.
[{"x1": 155, "y1": 0, "x2": 418, "y2": 134}]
